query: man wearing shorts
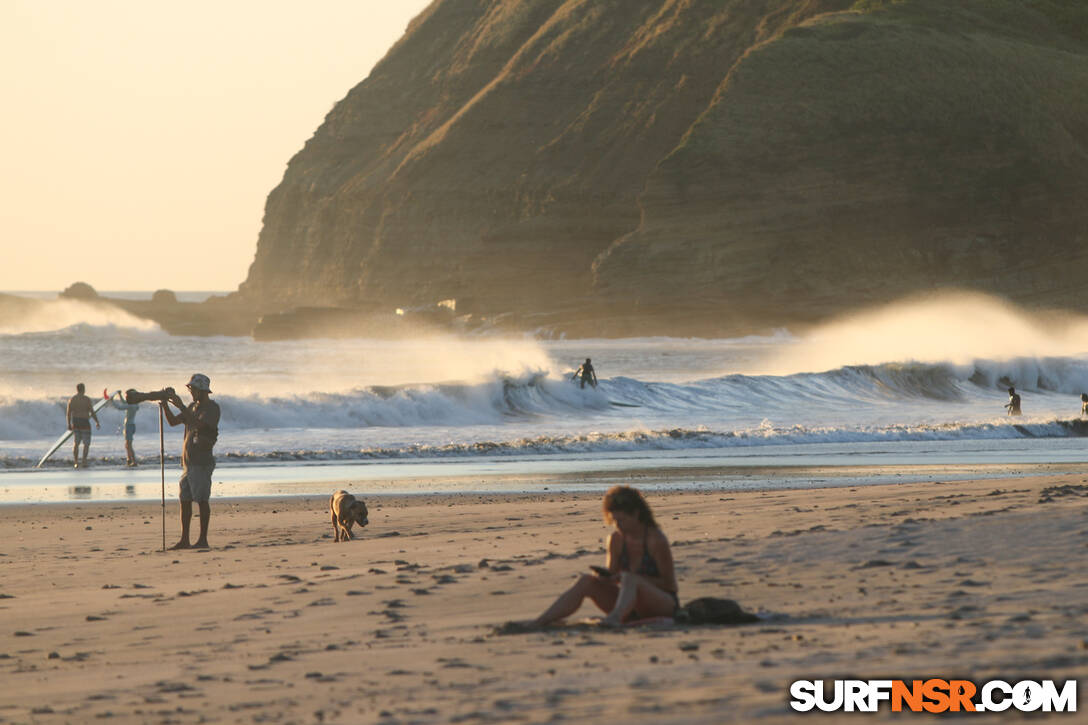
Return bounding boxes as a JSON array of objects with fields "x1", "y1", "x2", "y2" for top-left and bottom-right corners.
[
  {"x1": 161, "y1": 373, "x2": 220, "y2": 549},
  {"x1": 66, "y1": 383, "x2": 101, "y2": 468}
]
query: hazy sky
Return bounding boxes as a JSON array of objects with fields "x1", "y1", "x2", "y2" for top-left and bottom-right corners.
[{"x1": 1, "y1": 0, "x2": 430, "y2": 292}]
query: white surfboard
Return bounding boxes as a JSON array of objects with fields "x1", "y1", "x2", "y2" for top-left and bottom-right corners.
[{"x1": 37, "y1": 390, "x2": 119, "y2": 468}]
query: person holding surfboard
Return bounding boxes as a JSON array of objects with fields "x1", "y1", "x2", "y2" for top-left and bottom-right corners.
[
  {"x1": 66, "y1": 383, "x2": 101, "y2": 468},
  {"x1": 160, "y1": 373, "x2": 220, "y2": 550},
  {"x1": 108, "y1": 391, "x2": 140, "y2": 466}
]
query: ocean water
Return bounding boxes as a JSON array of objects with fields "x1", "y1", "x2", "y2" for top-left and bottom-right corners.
[{"x1": 2, "y1": 291, "x2": 1088, "y2": 502}]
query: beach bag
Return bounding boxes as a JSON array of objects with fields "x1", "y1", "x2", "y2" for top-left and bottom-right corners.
[{"x1": 675, "y1": 597, "x2": 759, "y2": 625}]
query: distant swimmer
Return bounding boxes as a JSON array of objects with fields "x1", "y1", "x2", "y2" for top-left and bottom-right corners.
[
  {"x1": 109, "y1": 390, "x2": 140, "y2": 466},
  {"x1": 66, "y1": 382, "x2": 101, "y2": 468},
  {"x1": 1081, "y1": 393, "x2": 1087, "y2": 417},
  {"x1": 1005, "y1": 387, "x2": 1021, "y2": 416},
  {"x1": 572, "y1": 358, "x2": 597, "y2": 389}
]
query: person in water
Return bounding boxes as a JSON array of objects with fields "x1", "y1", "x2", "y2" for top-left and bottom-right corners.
[
  {"x1": 534, "y1": 486, "x2": 678, "y2": 627},
  {"x1": 1081, "y1": 393, "x2": 1088, "y2": 417},
  {"x1": 572, "y1": 357, "x2": 597, "y2": 389},
  {"x1": 108, "y1": 390, "x2": 140, "y2": 466},
  {"x1": 66, "y1": 383, "x2": 100, "y2": 468},
  {"x1": 1005, "y1": 387, "x2": 1021, "y2": 416},
  {"x1": 160, "y1": 373, "x2": 220, "y2": 550}
]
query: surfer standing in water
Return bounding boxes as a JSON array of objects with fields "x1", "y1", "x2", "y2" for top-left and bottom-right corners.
[
  {"x1": 572, "y1": 358, "x2": 597, "y2": 389},
  {"x1": 109, "y1": 391, "x2": 140, "y2": 466},
  {"x1": 1005, "y1": 387, "x2": 1022, "y2": 416},
  {"x1": 1081, "y1": 393, "x2": 1087, "y2": 418},
  {"x1": 66, "y1": 383, "x2": 100, "y2": 468},
  {"x1": 160, "y1": 373, "x2": 220, "y2": 550}
]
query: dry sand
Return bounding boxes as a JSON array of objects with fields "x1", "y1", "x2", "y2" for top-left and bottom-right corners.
[{"x1": 1, "y1": 469, "x2": 1086, "y2": 723}]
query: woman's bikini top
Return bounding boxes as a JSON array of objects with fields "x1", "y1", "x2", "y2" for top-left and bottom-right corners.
[{"x1": 619, "y1": 529, "x2": 660, "y2": 577}]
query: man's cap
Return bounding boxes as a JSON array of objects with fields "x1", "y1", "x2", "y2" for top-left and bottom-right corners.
[{"x1": 187, "y1": 373, "x2": 212, "y2": 392}]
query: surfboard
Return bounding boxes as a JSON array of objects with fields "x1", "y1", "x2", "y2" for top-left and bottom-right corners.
[{"x1": 37, "y1": 389, "x2": 119, "y2": 468}]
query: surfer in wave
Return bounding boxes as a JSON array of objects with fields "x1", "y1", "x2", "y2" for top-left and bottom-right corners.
[
  {"x1": 66, "y1": 383, "x2": 100, "y2": 469},
  {"x1": 572, "y1": 358, "x2": 597, "y2": 389}
]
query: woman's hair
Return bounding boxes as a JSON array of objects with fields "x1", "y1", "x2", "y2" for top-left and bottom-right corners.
[{"x1": 602, "y1": 485, "x2": 657, "y2": 528}]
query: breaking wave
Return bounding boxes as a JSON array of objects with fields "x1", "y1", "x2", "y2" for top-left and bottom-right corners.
[
  {"x1": 6, "y1": 357, "x2": 1088, "y2": 440},
  {"x1": 6, "y1": 353, "x2": 1088, "y2": 471}
]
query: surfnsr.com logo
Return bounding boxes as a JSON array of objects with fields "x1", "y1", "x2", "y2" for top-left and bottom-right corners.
[{"x1": 789, "y1": 679, "x2": 1078, "y2": 713}]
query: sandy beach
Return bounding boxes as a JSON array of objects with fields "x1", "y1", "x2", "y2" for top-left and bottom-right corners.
[{"x1": 1, "y1": 468, "x2": 1086, "y2": 723}]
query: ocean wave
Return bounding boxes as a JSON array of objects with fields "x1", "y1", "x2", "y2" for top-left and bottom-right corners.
[
  {"x1": 12, "y1": 418, "x2": 1088, "y2": 470},
  {"x1": 5, "y1": 358, "x2": 1088, "y2": 440},
  {"x1": 0, "y1": 372, "x2": 608, "y2": 439}
]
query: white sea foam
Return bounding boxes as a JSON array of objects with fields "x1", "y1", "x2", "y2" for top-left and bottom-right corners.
[
  {"x1": 760, "y1": 290, "x2": 1088, "y2": 374},
  {"x1": 5, "y1": 357, "x2": 1088, "y2": 449},
  {"x1": 0, "y1": 297, "x2": 160, "y2": 335},
  {"x1": 5, "y1": 293, "x2": 1088, "y2": 473},
  {"x1": 12, "y1": 416, "x2": 1088, "y2": 470}
]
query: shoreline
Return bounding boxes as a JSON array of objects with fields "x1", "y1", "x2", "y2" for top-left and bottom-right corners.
[
  {"x1": 3, "y1": 459, "x2": 1088, "y2": 506},
  {"x1": 1, "y1": 468, "x2": 1086, "y2": 722}
]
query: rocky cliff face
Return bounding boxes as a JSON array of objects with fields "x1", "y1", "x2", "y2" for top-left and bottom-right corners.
[{"x1": 238, "y1": 0, "x2": 1088, "y2": 335}]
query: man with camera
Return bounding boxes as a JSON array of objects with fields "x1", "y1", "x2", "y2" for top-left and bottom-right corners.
[{"x1": 160, "y1": 373, "x2": 220, "y2": 550}]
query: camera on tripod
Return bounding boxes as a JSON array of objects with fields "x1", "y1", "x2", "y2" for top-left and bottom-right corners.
[{"x1": 124, "y1": 387, "x2": 175, "y2": 404}]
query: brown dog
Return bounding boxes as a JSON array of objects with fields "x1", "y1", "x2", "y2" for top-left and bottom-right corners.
[{"x1": 329, "y1": 490, "x2": 369, "y2": 542}]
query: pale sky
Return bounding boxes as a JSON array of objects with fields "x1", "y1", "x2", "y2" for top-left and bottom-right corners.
[{"x1": 0, "y1": 0, "x2": 431, "y2": 292}]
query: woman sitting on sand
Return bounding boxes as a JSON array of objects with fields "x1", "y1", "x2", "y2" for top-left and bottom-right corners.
[{"x1": 534, "y1": 486, "x2": 679, "y2": 627}]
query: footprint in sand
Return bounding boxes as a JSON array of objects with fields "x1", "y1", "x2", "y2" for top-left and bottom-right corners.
[{"x1": 374, "y1": 609, "x2": 406, "y2": 623}]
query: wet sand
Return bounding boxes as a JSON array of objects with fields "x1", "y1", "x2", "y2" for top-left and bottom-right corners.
[{"x1": 1, "y1": 468, "x2": 1086, "y2": 723}]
